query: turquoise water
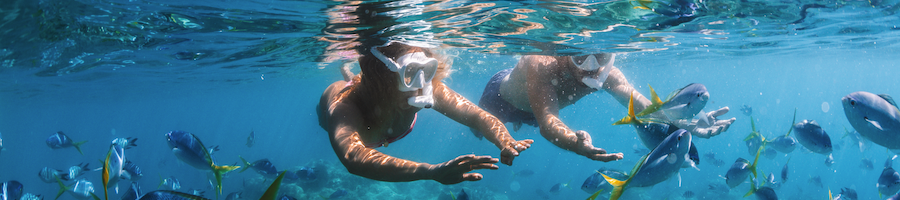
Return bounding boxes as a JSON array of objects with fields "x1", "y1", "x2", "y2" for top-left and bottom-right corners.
[{"x1": 1, "y1": 0, "x2": 899, "y2": 199}]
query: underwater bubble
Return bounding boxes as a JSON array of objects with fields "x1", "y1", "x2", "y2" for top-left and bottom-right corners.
[
  {"x1": 821, "y1": 101, "x2": 830, "y2": 113},
  {"x1": 510, "y1": 181, "x2": 521, "y2": 191}
]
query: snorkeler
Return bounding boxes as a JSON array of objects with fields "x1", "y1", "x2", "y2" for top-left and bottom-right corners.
[
  {"x1": 477, "y1": 54, "x2": 735, "y2": 161},
  {"x1": 318, "y1": 41, "x2": 534, "y2": 184}
]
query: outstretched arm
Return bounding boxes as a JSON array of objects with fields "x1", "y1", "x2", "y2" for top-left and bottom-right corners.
[
  {"x1": 523, "y1": 56, "x2": 622, "y2": 162},
  {"x1": 320, "y1": 82, "x2": 498, "y2": 184},
  {"x1": 432, "y1": 82, "x2": 533, "y2": 166},
  {"x1": 602, "y1": 67, "x2": 735, "y2": 138}
]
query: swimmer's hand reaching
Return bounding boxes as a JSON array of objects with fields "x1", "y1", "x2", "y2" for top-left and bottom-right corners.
[
  {"x1": 574, "y1": 130, "x2": 624, "y2": 162},
  {"x1": 500, "y1": 139, "x2": 534, "y2": 166},
  {"x1": 429, "y1": 155, "x2": 499, "y2": 185},
  {"x1": 673, "y1": 107, "x2": 736, "y2": 139}
]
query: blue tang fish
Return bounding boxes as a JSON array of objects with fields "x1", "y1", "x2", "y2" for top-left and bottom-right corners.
[
  {"x1": 239, "y1": 156, "x2": 278, "y2": 178},
  {"x1": 165, "y1": 130, "x2": 240, "y2": 196},
  {"x1": 600, "y1": 129, "x2": 692, "y2": 200},
  {"x1": 879, "y1": 155, "x2": 900, "y2": 198},
  {"x1": 581, "y1": 168, "x2": 627, "y2": 195},
  {"x1": 635, "y1": 83, "x2": 709, "y2": 121},
  {"x1": 139, "y1": 190, "x2": 209, "y2": 200},
  {"x1": 842, "y1": 91, "x2": 900, "y2": 151},
  {"x1": 46, "y1": 131, "x2": 88, "y2": 155}
]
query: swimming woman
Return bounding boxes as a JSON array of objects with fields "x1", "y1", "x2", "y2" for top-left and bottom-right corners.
[{"x1": 318, "y1": 42, "x2": 533, "y2": 184}]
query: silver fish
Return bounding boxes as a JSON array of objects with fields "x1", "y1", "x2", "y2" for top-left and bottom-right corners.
[
  {"x1": 752, "y1": 186, "x2": 778, "y2": 200},
  {"x1": 632, "y1": 122, "x2": 700, "y2": 169},
  {"x1": 39, "y1": 167, "x2": 66, "y2": 183},
  {"x1": 65, "y1": 163, "x2": 91, "y2": 180},
  {"x1": 581, "y1": 168, "x2": 627, "y2": 195},
  {"x1": 793, "y1": 119, "x2": 833, "y2": 155},
  {"x1": 601, "y1": 129, "x2": 692, "y2": 200},
  {"x1": 121, "y1": 182, "x2": 140, "y2": 200},
  {"x1": 246, "y1": 131, "x2": 255, "y2": 148},
  {"x1": 769, "y1": 135, "x2": 797, "y2": 153},
  {"x1": 834, "y1": 187, "x2": 857, "y2": 200},
  {"x1": 879, "y1": 155, "x2": 900, "y2": 198},
  {"x1": 842, "y1": 91, "x2": 900, "y2": 151},
  {"x1": 725, "y1": 158, "x2": 753, "y2": 188},
  {"x1": 106, "y1": 138, "x2": 128, "y2": 194},
  {"x1": 636, "y1": 83, "x2": 709, "y2": 121},
  {"x1": 55, "y1": 179, "x2": 98, "y2": 200},
  {"x1": 165, "y1": 130, "x2": 240, "y2": 195}
]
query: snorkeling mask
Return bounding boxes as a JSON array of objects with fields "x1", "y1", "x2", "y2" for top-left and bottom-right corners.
[
  {"x1": 570, "y1": 53, "x2": 615, "y2": 89},
  {"x1": 371, "y1": 43, "x2": 439, "y2": 108}
]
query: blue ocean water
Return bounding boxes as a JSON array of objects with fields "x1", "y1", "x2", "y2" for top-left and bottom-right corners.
[{"x1": 1, "y1": 0, "x2": 899, "y2": 199}]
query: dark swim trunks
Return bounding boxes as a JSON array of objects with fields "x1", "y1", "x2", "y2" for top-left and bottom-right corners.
[{"x1": 479, "y1": 68, "x2": 538, "y2": 128}]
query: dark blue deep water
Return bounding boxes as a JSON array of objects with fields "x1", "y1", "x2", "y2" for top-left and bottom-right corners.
[{"x1": 1, "y1": 0, "x2": 900, "y2": 199}]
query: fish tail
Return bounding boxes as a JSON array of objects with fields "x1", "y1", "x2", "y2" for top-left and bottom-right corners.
[
  {"x1": 743, "y1": 180, "x2": 757, "y2": 198},
  {"x1": 586, "y1": 189, "x2": 604, "y2": 200},
  {"x1": 635, "y1": 84, "x2": 663, "y2": 117},
  {"x1": 632, "y1": 0, "x2": 653, "y2": 10},
  {"x1": 750, "y1": 146, "x2": 763, "y2": 180},
  {"x1": 450, "y1": 190, "x2": 456, "y2": 200},
  {"x1": 55, "y1": 177, "x2": 70, "y2": 200},
  {"x1": 102, "y1": 149, "x2": 111, "y2": 200},
  {"x1": 157, "y1": 174, "x2": 163, "y2": 189},
  {"x1": 786, "y1": 108, "x2": 797, "y2": 137},
  {"x1": 318, "y1": 195, "x2": 329, "y2": 200},
  {"x1": 212, "y1": 164, "x2": 241, "y2": 196},
  {"x1": 828, "y1": 188, "x2": 833, "y2": 200},
  {"x1": 73, "y1": 140, "x2": 88, "y2": 155},
  {"x1": 260, "y1": 171, "x2": 287, "y2": 200},
  {"x1": 613, "y1": 92, "x2": 640, "y2": 125},
  {"x1": 600, "y1": 173, "x2": 628, "y2": 200},
  {"x1": 239, "y1": 156, "x2": 251, "y2": 173}
]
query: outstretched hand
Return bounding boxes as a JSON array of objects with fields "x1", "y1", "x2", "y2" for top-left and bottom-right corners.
[
  {"x1": 574, "y1": 130, "x2": 624, "y2": 162},
  {"x1": 430, "y1": 155, "x2": 499, "y2": 185},
  {"x1": 675, "y1": 107, "x2": 736, "y2": 138},
  {"x1": 500, "y1": 139, "x2": 534, "y2": 166}
]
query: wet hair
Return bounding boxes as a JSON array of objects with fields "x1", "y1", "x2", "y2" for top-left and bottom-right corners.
[{"x1": 339, "y1": 42, "x2": 451, "y2": 106}]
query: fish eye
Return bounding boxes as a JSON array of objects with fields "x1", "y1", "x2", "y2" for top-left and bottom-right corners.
[{"x1": 850, "y1": 100, "x2": 856, "y2": 106}]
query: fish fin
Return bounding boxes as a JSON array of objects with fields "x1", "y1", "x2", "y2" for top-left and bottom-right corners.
[
  {"x1": 828, "y1": 188, "x2": 833, "y2": 200},
  {"x1": 878, "y1": 94, "x2": 898, "y2": 108},
  {"x1": 260, "y1": 171, "x2": 287, "y2": 200},
  {"x1": 157, "y1": 174, "x2": 164, "y2": 189},
  {"x1": 613, "y1": 92, "x2": 639, "y2": 125},
  {"x1": 677, "y1": 173, "x2": 682, "y2": 187},
  {"x1": 318, "y1": 195, "x2": 329, "y2": 200},
  {"x1": 91, "y1": 193, "x2": 101, "y2": 200},
  {"x1": 585, "y1": 189, "x2": 604, "y2": 200},
  {"x1": 697, "y1": 110, "x2": 710, "y2": 127},
  {"x1": 665, "y1": 153, "x2": 676, "y2": 164},
  {"x1": 600, "y1": 173, "x2": 628, "y2": 200},
  {"x1": 743, "y1": 180, "x2": 758, "y2": 198},
  {"x1": 103, "y1": 149, "x2": 111, "y2": 200},
  {"x1": 786, "y1": 108, "x2": 797, "y2": 137},
  {"x1": 212, "y1": 164, "x2": 241, "y2": 197},
  {"x1": 55, "y1": 177, "x2": 70, "y2": 200},
  {"x1": 73, "y1": 140, "x2": 88, "y2": 155},
  {"x1": 866, "y1": 118, "x2": 885, "y2": 131},
  {"x1": 749, "y1": 146, "x2": 763, "y2": 181},
  {"x1": 450, "y1": 190, "x2": 456, "y2": 200},
  {"x1": 239, "y1": 156, "x2": 251, "y2": 173},
  {"x1": 635, "y1": 85, "x2": 664, "y2": 117}
]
